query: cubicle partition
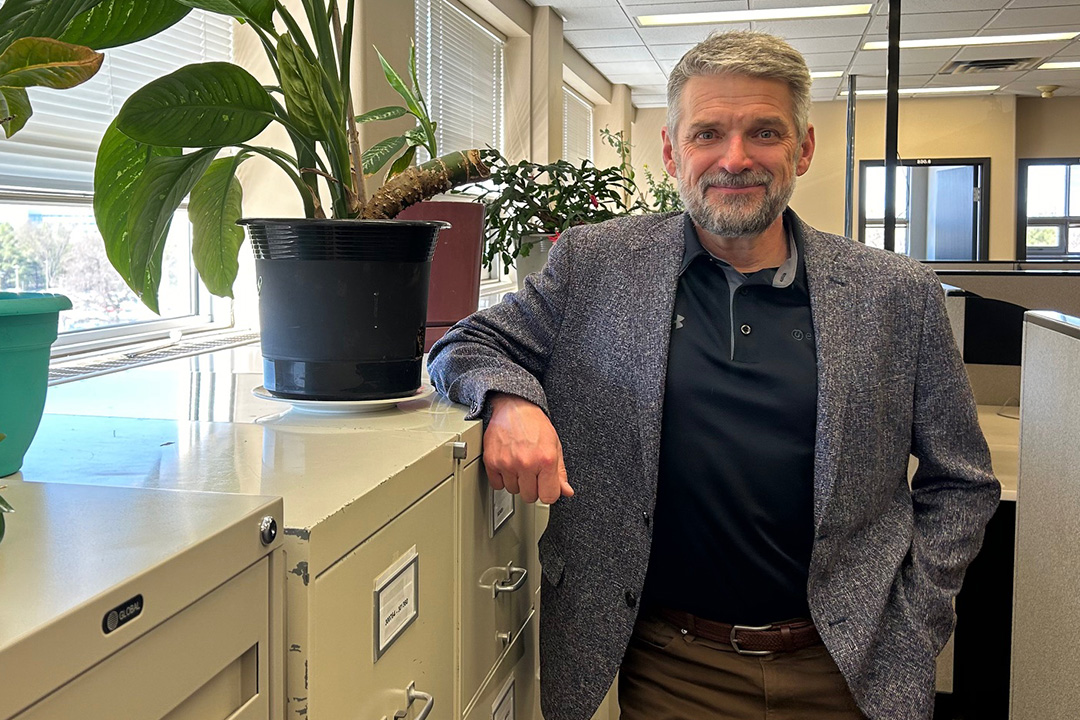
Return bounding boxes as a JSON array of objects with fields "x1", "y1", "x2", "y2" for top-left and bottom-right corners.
[{"x1": 1011, "y1": 311, "x2": 1080, "y2": 720}]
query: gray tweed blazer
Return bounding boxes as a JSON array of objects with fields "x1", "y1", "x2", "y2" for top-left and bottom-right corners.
[{"x1": 428, "y1": 210, "x2": 1000, "y2": 720}]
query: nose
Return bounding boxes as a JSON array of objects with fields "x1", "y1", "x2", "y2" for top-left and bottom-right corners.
[{"x1": 718, "y1": 135, "x2": 753, "y2": 174}]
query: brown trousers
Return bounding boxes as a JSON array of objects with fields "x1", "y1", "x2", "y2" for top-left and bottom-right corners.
[{"x1": 618, "y1": 613, "x2": 867, "y2": 720}]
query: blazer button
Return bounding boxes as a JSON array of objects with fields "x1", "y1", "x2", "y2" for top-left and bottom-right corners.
[
  {"x1": 740, "y1": 324, "x2": 752, "y2": 335},
  {"x1": 642, "y1": 511, "x2": 651, "y2": 527},
  {"x1": 625, "y1": 590, "x2": 637, "y2": 608}
]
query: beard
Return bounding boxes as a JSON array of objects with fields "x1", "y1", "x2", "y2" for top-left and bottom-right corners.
[{"x1": 677, "y1": 162, "x2": 796, "y2": 239}]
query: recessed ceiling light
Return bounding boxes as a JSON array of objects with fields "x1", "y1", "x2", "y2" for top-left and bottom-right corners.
[
  {"x1": 638, "y1": 4, "x2": 871, "y2": 28},
  {"x1": 864, "y1": 32, "x2": 1078, "y2": 50},
  {"x1": 840, "y1": 85, "x2": 999, "y2": 96},
  {"x1": 811, "y1": 71, "x2": 845, "y2": 79},
  {"x1": 1040, "y1": 60, "x2": 1080, "y2": 69}
]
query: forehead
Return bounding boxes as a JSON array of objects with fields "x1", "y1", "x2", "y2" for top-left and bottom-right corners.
[{"x1": 678, "y1": 73, "x2": 796, "y2": 128}]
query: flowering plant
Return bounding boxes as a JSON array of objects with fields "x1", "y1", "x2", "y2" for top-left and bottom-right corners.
[{"x1": 466, "y1": 150, "x2": 636, "y2": 273}]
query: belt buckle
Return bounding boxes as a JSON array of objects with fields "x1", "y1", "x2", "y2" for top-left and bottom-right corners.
[{"x1": 729, "y1": 624, "x2": 774, "y2": 656}]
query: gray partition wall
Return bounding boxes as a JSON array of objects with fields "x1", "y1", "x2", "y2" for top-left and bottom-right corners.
[{"x1": 1011, "y1": 311, "x2": 1080, "y2": 719}]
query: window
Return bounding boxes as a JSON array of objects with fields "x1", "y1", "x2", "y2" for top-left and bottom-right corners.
[
  {"x1": 1017, "y1": 159, "x2": 1080, "y2": 260},
  {"x1": 415, "y1": 0, "x2": 505, "y2": 160},
  {"x1": 563, "y1": 86, "x2": 593, "y2": 164},
  {"x1": 859, "y1": 159, "x2": 989, "y2": 261},
  {"x1": 415, "y1": 0, "x2": 507, "y2": 283},
  {"x1": 0, "y1": 11, "x2": 232, "y2": 347}
]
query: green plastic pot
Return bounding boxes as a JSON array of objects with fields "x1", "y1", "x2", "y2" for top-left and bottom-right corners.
[{"x1": 0, "y1": 292, "x2": 72, "y2": 478}]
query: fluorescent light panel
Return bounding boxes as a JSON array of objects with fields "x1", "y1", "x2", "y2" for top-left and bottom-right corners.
[
  {"x1": 1041, "y1": 60, "x2": 1080, "y2": 69},
  {"x1": 638, "y1": 4, "x2": 871, "y2": 27},
  {"x1": 840, "y1": 85, "x2": 999, "y2": 96},
  {"x1": 864, "y1": 31, "x2": 1078, "y2": 50},
  {"x1": 811, "y1": 71, "x2": 844, "y2": 79}
]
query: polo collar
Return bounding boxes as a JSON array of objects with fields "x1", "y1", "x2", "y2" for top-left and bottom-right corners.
[{"x1": 679, "y1": 210, "x2": 801, "y2": 289}]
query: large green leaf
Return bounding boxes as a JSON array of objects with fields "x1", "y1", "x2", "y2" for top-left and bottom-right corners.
[
  {"x1": 189, "y1": 153, "x2": 248, "y2": 297},
  {"x1": 94, "y1": 118, "x2": 181, "y2": 283},
  {"x1": 125, "y1": 148, "x2": 218, "y2": 312},
  {"x1": 361, "y1": 135, "x2": 405, "y2": 175},
  {"x1": 0, "y1": 37, "x2": 102, "y2": 89},
  {"x1": 0, "y1": 0, "x2": 103, "y2": 53},
  {"x1": 276, "y1": 33, "x2": 335, "y2": 142},
  {"x1": 175, "y1": 0, "x2": 273, "y2": 28},
  {"x1": 375, "y1": 47, "x2": 423, "y2": 120},
  {"x1": 116, "y1": 62, "x2": 275, "y2": 148},
  {"x1": 356, "y1": 105, "x2": 406, "y2": 124},
  {"x1": 0, "y1": 86, "x2": 31, "y2": 136},
  {"x1": 387, "y1": 144, "x2": 415, "y2": 180},
  {"x1": 59, "y1": 0, "x2": 190, "y2": 50}
]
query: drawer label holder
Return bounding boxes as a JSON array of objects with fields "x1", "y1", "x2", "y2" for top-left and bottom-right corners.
[{"x1": 373, "y1": 546, "x2": 419, "y2": 661}]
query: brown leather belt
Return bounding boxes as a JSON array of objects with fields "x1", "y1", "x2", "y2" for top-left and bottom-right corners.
[{"x1": 655, "y1": 607, "x2": 822, "y2": 655}]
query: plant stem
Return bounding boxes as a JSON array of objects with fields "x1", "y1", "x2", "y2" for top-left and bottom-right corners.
[
  {"x1": 362, "y1": 149, "x2": 488, "y2": 219},
  {"x1": 331, "y1": 1, "x2": 364, "y2": 213}
]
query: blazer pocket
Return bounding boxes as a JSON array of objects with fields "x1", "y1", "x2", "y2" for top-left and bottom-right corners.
[{"x1": 537, "y1": 531, "x2": 565, "y2": 587}]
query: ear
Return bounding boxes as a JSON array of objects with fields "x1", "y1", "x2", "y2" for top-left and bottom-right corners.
[
  {"x1": 795, "y1": 124, "x2": 815, "y2": 176},
  {"x1": 662, "y1": 126, "x2": 679, "y2": 177}
]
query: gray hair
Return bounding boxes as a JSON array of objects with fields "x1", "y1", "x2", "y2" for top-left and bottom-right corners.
[{"x1": 667, "y1": 31, "x2": 812, "y2": 143}]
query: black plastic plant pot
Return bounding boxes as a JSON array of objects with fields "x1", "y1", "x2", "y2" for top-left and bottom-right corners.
[{"x1": 240, "y1": 218, "x2": 449, "y2": 401}]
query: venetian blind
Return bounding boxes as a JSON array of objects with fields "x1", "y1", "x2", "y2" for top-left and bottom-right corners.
[
  {"x1": 0, "y1": 11, "x2": 232, "y2": 195},
  {"x1": 415, "y1": 0, "x2": 505, "y2": 161},
  {"x1": 563, "y1": 86, "x2": 593, "y2": 164}
]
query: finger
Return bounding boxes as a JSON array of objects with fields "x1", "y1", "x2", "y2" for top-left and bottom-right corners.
[
  {"x1": 484, "y1": 456, "x2": 506, "y2": 490},
  {"x1": 557, "y1": 451, "x2": 574, "y2": 497},
  {"x1": 519, "y1": 472, "x2": 540, "y2": 504},
  {"x1": 502, "y1": 472, "x2": 521, "y2": 496},
  {"x1": 537, "y1": 459, "x2": 561, "y2": 504}
]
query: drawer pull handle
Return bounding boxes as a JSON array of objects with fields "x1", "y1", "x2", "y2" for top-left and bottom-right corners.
[
  {"x1": 393, "y1": 682, "x2": 434, "y2": 720},
  {"x1": 497, "y1": 630, "x2": 513, "y2": 646},
  {"x1": 493, "y1": 564, "x2": 528, "y2": 598}
]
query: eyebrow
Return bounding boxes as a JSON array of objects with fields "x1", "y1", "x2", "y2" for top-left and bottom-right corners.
[{"x1": 683, "y1": 115, "x2": 791, "y2": 136}]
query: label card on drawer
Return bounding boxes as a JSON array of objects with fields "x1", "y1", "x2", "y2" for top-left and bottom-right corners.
[
  {"x1": 491, "y1": 487, "x2": 515, "y2": 537},
  {"x1": 373, "y1": 546, "x2": 419, "y2": 661},
  {"x1": 492, "y1": 676, "x2": 515, "y2": 720}
]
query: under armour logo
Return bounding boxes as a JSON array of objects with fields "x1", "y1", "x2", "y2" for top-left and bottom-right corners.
[{"x1": 674, "y1": 314, "x2": 685, "y2": 330}]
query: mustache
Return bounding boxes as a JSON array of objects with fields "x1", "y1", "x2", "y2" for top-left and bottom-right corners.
[{"x1": 698, "y1": 169, "x2": 773, "y2": 189}]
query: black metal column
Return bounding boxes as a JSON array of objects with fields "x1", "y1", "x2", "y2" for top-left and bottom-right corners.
[
  {"x1": 844, "y1": 74, "x2": 858, "y2": 239},
  {"x1": 884, "y1": 0, "x2": 901, "y2": 252}
]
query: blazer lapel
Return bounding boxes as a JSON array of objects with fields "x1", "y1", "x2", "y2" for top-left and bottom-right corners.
[
  {"x1": 801, "y1": 220, "x2": 860, "y2": 528},
  {"x1": 627, "y1": 216, "x2": 684, "y2": 487}
]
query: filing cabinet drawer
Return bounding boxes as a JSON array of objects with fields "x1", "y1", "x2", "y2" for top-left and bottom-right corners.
[
  {"x1": 464, "y1": 611, "x2": 535, "y2": 720},
  {"x1": 460, "y1": 459, "x2": 534, "y2": 703},
  {"x1": 311, "y1": 478, "x2": 455, "y2": 720},
  {"x1": 15, "y1": 559, "x2": 271, "y2": 720}
]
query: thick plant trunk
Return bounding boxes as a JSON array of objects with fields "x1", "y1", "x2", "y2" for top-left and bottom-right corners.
[{"x1": 361, "y1": 149, "x2": 489, "y2": 219}]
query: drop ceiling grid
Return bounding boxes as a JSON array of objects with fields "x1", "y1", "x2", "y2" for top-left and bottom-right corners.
[{"x1": 537, "y1": 0, "x2": 1080, "y2": 107}]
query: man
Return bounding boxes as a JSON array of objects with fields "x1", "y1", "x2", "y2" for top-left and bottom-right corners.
[{"x1": 428, "y1": 31, "x2": 999, "y2": 720}]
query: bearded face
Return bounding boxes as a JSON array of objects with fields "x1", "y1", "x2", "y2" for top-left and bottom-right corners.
[{"x1": 674, "y1": 160, "x2": 797, "y2": 239}]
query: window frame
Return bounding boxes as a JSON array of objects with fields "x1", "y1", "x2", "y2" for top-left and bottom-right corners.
[
  {"x1": 1016, "y1": 157, "x2": 1080, "y2": 261},
  {"x1": 858, "y1": 157, "x2": 990, "y2": 261}
]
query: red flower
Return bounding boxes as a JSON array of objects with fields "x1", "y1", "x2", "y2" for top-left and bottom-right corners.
[
  {"x1": 589, "y1": 193, "x2": 599, "y2": 208},
  {"x1": 549, "y1": 231, "x2": 561, "y2": 243}
]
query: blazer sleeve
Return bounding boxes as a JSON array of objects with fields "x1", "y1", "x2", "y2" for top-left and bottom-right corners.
[
  {"x1": 427, "y1": 231, "x2": 576, "y2": 422},
  {"x1": 905, "y1": 275, "x2": 1001, "y2": 650}
]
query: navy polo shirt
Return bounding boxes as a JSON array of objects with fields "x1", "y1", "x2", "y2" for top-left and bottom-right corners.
[{"x1": 640, "y1": 210, "x2": 818, "y2": 626}]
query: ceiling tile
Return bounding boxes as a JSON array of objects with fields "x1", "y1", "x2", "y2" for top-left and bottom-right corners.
[
  {"x1": 606, "y1": 71, "x2": 671, "y2": 84},
  {"x1": 875, "y1": 0, "x2": 1007, "y2": 13},
  {"x1": 579, "y1": 45, "x2": 656, "y2": 63},
  {"x1": 561, "y1": 6, "x2": 634, "y2": 31},
  {"x1": 529, "y1": 0, "x2": 613, "y2": 6},
  {"x1": 593, "y1": 59, "x2": 666, "y2": 75},
  {"x1": 867, "y1": 10, "x2": 997, "y2": 35},
  {"x1": 985, "y1": 6, "x2": 1080, "y2": 30},
  {"x1": 627, "y1": 1, "x2": 748, "y2": 14},
  {"x1": 749, "y1": 16, "x2": 873, "y2": 39},
  {"x1": 638, "y1": 24, "x2": 740, "y2": 43},
  {"x1": 787, "y1": 36, "x2": 863, "y2": 54},
  {"x1": 650, "y1": 43, "x2": 698, "y2": 60},
  {"x1": 564, "y1": 28, "x2": 645, "y2": 47},
  {"x1": 802, "y1": 50, "x2": 858, "y2": 67},
  {"x1": 858, "y1": 45, "x2": 962, "y2": 63},
  {"x1": 954, "y1": 41, "x2": 1071, "y2": 59}
]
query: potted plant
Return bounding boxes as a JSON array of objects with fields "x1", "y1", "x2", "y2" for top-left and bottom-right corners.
[
  {"x1": 470, "y1": 150, "x2": 636, "y2": 286},
  {"x1": 0, "y1": 1, "x2": 490, "y2": 401}
]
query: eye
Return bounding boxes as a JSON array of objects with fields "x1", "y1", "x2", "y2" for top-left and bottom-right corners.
[
  {"x1": 758, "y1": 129, "x2": 778, "y2": 140},
  {"x1": 696, "y1": 130, "x2": 717, "y2": 141}
]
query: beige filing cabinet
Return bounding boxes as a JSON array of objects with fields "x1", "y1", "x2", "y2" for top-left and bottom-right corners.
[
  {"x1": 30, "y1": 344, "x2": 542, "y2": 719},
  {"x1": 0, "y1": 479, "x2": 284, "y2": 720}
]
